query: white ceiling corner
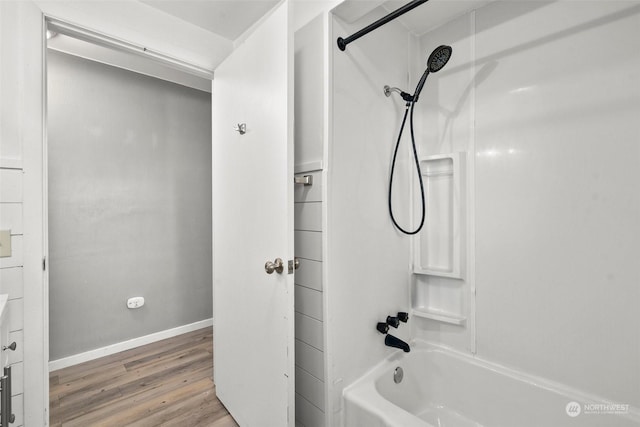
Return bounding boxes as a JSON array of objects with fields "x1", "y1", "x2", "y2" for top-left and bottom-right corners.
[{"x1": 139, "y1": 0, "x2": 280, "y2": 42}]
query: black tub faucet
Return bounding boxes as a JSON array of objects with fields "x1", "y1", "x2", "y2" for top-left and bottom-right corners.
[
  {"x1": 376, "y1": 311, "x2": 410, "y2": 352},
  {"x1": 385, "y1": 334, "x2": 410, "y2": 352}
]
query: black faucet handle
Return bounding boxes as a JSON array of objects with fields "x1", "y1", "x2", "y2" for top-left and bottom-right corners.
[
  {"x1": 386, "y1": 316, "x2": 400, "y2": 328},
  {"x1": 376, "y1": 322, "x2": 389, "y2": 334},
  {"x1": 397, "y1": 312, "x2": 409, "y2": 323}
]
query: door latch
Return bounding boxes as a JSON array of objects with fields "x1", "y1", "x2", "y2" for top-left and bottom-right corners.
[
  {"x1": 294, "y1": 175, "x2": 312, "y2": 186},
  {"x1": 288, "y1": 258, "x2": 300, "y2": 274}
]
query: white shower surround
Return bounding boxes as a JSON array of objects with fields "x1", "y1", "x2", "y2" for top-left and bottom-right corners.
[{"x1": 333, "y1": 0, "x2": 640, "y2": 425}]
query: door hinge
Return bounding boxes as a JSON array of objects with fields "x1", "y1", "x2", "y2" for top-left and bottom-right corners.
[{"x1": 42, "y1": 257, "x2": 46, "y2": 271}]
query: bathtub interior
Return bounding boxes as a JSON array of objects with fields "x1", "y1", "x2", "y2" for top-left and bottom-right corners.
[{"x1": 357, "y1": 345, "x2": 640, "y2": 427}]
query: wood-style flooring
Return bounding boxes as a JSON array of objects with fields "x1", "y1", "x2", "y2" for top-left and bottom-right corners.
[{"x1": 49, "y1": 327, "x2": 239, "y2": 426}]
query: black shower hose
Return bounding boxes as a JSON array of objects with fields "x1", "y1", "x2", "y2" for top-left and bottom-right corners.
[{"x1": 388, "y1": 100, "x2": 426, "y2": 235}]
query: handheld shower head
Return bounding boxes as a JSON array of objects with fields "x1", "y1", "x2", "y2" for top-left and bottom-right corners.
[
  {"x1": 412, "y1": 45, "x2": 452, "y2": 103},
  {"x1": 427, "y1": 45, "x2": 452, "y2": 73}
]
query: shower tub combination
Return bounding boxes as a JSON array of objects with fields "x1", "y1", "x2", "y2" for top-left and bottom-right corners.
[{"x1": 343, "y1": 341, "x2": 640, "y2": 427}]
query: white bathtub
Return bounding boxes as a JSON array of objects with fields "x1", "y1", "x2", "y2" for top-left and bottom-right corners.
[{"x1": 343, "y1": 341, "x2": 640, "y2": 427}]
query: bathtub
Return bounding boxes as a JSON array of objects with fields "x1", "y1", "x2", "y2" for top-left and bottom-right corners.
[{"x1": 343, "y1": 341, "x2": 640, "y2": 427}]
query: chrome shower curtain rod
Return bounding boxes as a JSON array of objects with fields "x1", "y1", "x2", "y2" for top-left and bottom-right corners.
[{"x1": 336, "y1": 0, "x2": 429, "y2": 51}]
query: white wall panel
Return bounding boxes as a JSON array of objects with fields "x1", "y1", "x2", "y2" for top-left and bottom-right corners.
[
  {"x1": 295, "y1": 230, "x2": 322, "y2": 261},
  {"x1": 0, "y1": 170, "x2": 22, "y2": 203},
  {"x1": 294, "y1": 15, "x2": 324, "y2": 170},
  {"x1": 295, "y1": 258, "x2": 322, "y2": 292},
  {"x1": 0, "y1": 236, "x2": 22, "y2": 269},
  {"x1": 10, "y1": 361, "x2": 23, "y2": 396},
  {"x1": 294, "y1": 202, "x2": 322, "y2": 231},
  {"x1": 327, "y1": 10, "x2": 412, "y2": 425},
  {"x1": 0, "y1": 5, "x2": 22, "y2": 165},
  {"x1": 295, "y1": 312, "x2": 323, "y2": 351},
  {"x1": 295, "y1": 366, "x2": 324, "y2": 411},
  {"x1": 296, "y1": 392, "x2": 325, "y2": 427},
  {"x1": 295, "y1": 338, "x2": 324, "y2": 380},
  {"x1": 473, "y1": 1, "x2": 640, "y2": 407},
  {"x1": 0, "y1": 267, "x2": 22, "y2": 299},
  {"x1": 294, "y1": 171, "x2": 323, "y2": 202},
  {"x1": 406, "y1": 0, "x2": 640, "y2": 409},
  {"x1": 0, "y1": 203, "x2": 22, "y2": 234},
  {"x1": 294, "y1": 16, "x2": 325, "y2": 424},
  {"x1": 7, "y1": 298, "x2": 22, "y2": 332},
  {"x1": 295, "y1": 285, "x2": 323, "y2": 321}
]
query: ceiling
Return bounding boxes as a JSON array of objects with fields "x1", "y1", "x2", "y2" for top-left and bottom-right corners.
[
  {"x1": 45, "y1": 0, "x2": 496, "y2": 90},
  {"x1": 137, "y1": 0, "x2": 493, "y2": 44},
  {"x1": 381, "y1": 0, "x2": 493, "y2": 35},
  {"x1": 332, "y1": 0, "x2": 495, "y2": 36},
  {"x1": 139, "y1": 0, "x2": 280, "y2": 41}
]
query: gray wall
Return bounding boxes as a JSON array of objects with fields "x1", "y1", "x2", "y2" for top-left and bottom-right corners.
[{"x1": 47, "y1": 51, "x2": 212, "y2": 361}]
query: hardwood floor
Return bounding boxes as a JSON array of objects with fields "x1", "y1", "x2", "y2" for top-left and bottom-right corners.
[{"x1": 50, "y1": 327, "x2": 239, "y2": 426}]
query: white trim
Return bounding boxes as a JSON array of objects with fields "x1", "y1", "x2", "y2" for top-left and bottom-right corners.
[
  {"x1": 48, "y1": 318, "x2": 213, "y2": 371},
  {"x1": 46, "y1": 16, "x2": 214, "y2": 79},
  {"x1": 19, "y1": 3, "x2": 48, "y2": 424}
]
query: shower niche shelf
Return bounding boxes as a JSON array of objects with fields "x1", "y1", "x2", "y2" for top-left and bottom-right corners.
[
  {"x1": 412, "y1": 307, "x2": 466, "y2": 326},
  {"x1": 411, "y1": 274, "x2": 467, "y2": 327},
  {"x1": 414, "y1": 152, "x2": 465, "y2": 279}
]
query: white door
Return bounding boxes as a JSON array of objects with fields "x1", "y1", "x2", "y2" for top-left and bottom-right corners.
[{"x1": 212, "y1": 2, "x2": 294, "y2": 426}]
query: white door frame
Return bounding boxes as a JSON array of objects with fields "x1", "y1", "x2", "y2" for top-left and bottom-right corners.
[{"x1": 32, "y1": 12, "x2": 215, "y2": 425}]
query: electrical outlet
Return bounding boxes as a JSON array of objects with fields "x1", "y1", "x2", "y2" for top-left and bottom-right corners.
[
  {"x1": 127, "y1": 296, "x2": 145, "y2": 309},
  {"x1": 0, "y1": 230, "x2": 11, "y2": 258}
]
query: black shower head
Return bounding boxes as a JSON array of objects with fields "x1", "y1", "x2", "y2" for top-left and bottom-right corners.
[
  {"x1": 412, "y1": 45, "x2": 453, "y2": 103},
  {"x1": 427, "y1": 45, "x2": 452, "y2": 73}
]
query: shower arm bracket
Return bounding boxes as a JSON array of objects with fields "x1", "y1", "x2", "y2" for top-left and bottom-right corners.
[{"x1": 384, "y1": 85, "x2": 414, "y2": 103}]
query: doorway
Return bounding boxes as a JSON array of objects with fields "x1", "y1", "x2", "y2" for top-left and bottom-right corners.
[{"x1": 45, "y1": 20, "x2": 216, "y2": 424}]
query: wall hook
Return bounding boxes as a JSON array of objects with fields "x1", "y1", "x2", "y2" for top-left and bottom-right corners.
[{"x1": 233, "y1": 123, "x2": 247, "y2": 135}]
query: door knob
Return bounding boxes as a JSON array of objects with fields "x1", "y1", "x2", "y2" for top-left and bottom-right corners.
[
  {"x1": 2, "y1": 342, "x2": 16, "y2": 351},
  {"x1": 265, "y1": 258, "x2": 284, "y2": 274}
]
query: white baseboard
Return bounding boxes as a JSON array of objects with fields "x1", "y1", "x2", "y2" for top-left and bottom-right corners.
[{"x1": 49, "y1": 318, "x2": 213, "y2": 372}]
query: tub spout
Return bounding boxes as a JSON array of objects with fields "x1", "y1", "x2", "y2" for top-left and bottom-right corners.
[{"x1": 385, "y1": 334, "x2": 410, "y2": 352}]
